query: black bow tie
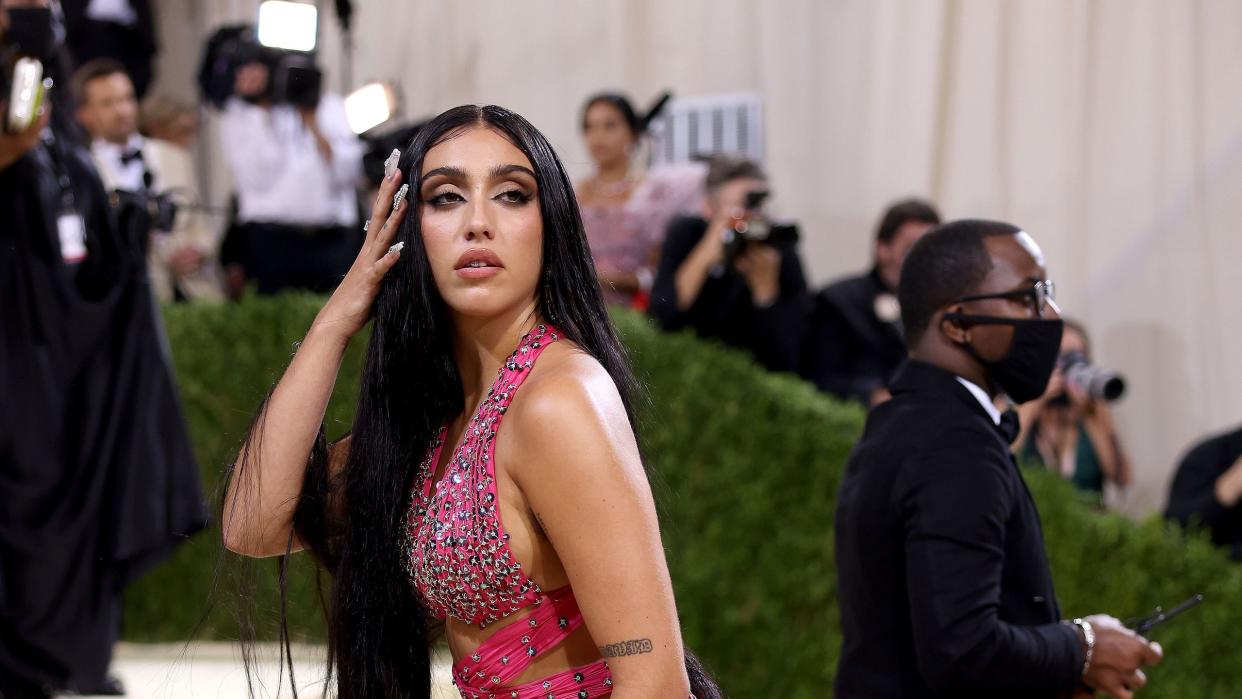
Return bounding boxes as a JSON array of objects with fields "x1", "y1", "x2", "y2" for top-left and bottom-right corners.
[
  {"x1": 120, "y1": 148, "x2": 145, "y2": 166},
  {"x1": 997, "y1": 409, "x2": 1021, "y2": 445}
]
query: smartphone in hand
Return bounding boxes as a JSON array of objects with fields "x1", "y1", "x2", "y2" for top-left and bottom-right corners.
[
  {"x1": 1126, "y1": 593, "x2": 1205, "y2": 636},
  {"x1": 6, "y1": 57, "x2": 49, "y2": 133}
]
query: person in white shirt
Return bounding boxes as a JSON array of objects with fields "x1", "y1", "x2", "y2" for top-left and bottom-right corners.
[
  {"x1": 219, "y1": 60, "x2": 364, "y2": 295},
  {"x1": 73, "y1": 57, "x2": 224, "y2": 302}
]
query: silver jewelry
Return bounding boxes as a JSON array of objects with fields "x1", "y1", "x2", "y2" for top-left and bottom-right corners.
[
  {"x1": 363, "y1": 220, "x2": 370, "y2": 232},
  {"x1": 383, "y1": 148, "x2": 401, "y2": 179},
  {"x1": 1069, "y1": 618, "x2": 1095, "y2": 676},
  {"x1": 393, "y1": 183, "x2": 409, "y2": 211}
]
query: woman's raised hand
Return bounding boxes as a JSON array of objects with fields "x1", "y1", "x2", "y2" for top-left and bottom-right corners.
[{"x1": 312, "y1": 149, "x2": 409, "y2": 341}]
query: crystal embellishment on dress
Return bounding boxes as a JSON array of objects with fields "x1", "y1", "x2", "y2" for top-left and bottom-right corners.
[{"x1": 401, "y1": 325, "x2": 560, "y2": 629}]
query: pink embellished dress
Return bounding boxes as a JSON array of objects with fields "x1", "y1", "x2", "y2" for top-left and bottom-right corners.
[
  {"x1": 402, "y1": 325, "x2": 614, "y2": 699},
  {"x1": 578, "y1": 164, "x2": 705, "y2": 307}
]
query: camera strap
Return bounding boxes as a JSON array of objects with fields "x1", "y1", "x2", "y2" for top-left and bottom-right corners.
[{"x1": 40, "y1": 129, "x2": 88, "y2": 263}]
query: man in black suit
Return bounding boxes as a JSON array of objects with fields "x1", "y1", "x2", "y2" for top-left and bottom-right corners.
[
  {"x1": 1165, "y1": 424, "x2": 1242, "y2": 560},
  {"x1": 802, "y1": 198, "x2": 939, "y2": 406},
  {"x1": 834, "y1": 220, "x2": 1163, "y2": 698}
]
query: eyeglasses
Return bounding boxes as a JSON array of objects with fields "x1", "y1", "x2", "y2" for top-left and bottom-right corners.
[{"x1": 955, "y1": 279, "x2": 1059, "y2": 316}]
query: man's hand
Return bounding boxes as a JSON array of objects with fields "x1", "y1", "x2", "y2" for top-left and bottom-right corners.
[
  {"x1": 869, "y1": 387, "x2": 893, "y2": 407},
  {"x1": 1081, "y1": 615, "x2": 1164, "y2": 699},
  {"x1": 0, "y1": 102, "x2": 49, "y2": 173},
  {"x1": 1214, "y1": 455, "x2": 1242, "y2": 507},
  {"x1": 300, "y1": 107, "x2": 333, "y2": 162},
  {"x1": 734, "y1": 243, "x2": 781, "y2": 306},
  {"x1": 234, "y1": 63, "x2": 269, "y2": 100},
  {"x1": 169, "y1": 245, "x2": 205, "y2": 277}
]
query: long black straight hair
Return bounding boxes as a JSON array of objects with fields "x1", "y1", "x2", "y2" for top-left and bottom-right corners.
[{"x1": 265, "y1": 105, "x2": 721, "y2": 698}]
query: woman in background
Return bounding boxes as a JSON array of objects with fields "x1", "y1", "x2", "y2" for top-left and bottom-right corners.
[
  {"x1": 1014, "y1": 319, "x2": 1133, "y2": 501},
  {"x1": 576, "y1": 92, "x2": 703, "y2": 308}
]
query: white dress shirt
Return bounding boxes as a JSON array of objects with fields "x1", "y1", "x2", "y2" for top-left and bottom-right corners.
[
  {"x1": 220, "y1": 93, "x2": 364, "y2": 227},
  {"x1": 91, "y1": 133, "x2": 147, "y2": 193},
  {"x1": 956, "y1": 376, "x2": 1002, "y2": 426},
  {"x1": 90, "y1": 134, "x2": 225, "y2": 302}
]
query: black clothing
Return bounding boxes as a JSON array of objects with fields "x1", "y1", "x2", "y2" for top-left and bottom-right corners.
[
  {"x1": 801, "y1": 268, "x2": 906, "y2": 403},
  {"x1": 1165, "y1": 426, "x2": 1242, "y2": 561},
  {"x1": 0, "y1": 129, "x2": 207, "y2": 692},
  {"x1": 834, "y1": 360, "x2": 1083, "y2": 698},
  {"x1": 649, "y1": 215, "x2": 808, "y2": 373},
  {"x1": 63, "y1": 0, "x2": 158, "y2": 98},
  {"x1": 241, "y1": 221, "x2": 359, "y2": 295}
]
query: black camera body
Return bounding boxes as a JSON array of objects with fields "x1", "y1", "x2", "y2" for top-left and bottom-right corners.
[
  {"x1": 722, "y1": 189, "x2": 800, "y2": 265},
  {"x1": 198, "y1": 25, "x2": 322, "y2": 110},
  {"x1": 110, "y1": 188, "x2": 179, "y2": 237}
]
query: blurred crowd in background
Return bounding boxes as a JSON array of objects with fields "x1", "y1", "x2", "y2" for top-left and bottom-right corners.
[{"x1": 3, "y1": 0, "x2": 1241, "y2": 696}]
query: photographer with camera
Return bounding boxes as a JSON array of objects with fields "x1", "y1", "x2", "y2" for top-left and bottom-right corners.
[
  {"x1": 73, "y1": 57, "x2": 223, "y2": 302},
  {"x1": 1, "y1": 2, "x2": 205, "y2": 697},
  {"x1": 219, "y1": 54, "x2": 364, "y2": 296},
  {"x1": 649, "y1": 154, "x2": 808, "y2": 372},
  {"x1": 1013, "y1": 319, "x2": 1133, "y2": 501}
]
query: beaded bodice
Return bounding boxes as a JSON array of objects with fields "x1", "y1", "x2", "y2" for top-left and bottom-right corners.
[{"x1": 403, "y1": 325, "x2": 560, "y2": 629}]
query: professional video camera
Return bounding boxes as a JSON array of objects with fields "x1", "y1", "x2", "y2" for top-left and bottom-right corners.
[
  {"x1": 198, "y1": 1, "x2": 323, "y2": 110},
  {"x1": 1058, "y1": 350, "x2": 1127, "y2": 402},
  {"x1": 722, "y1": 188, "x2": 800, "y2": 265}
]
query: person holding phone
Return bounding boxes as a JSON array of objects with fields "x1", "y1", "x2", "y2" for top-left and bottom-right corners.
[
  {"x1": 834, "y1": 220, "x2": 1163, "y2": 699},
  {"x1": 1, "y1": 2, "x2": 206, "y2": 697},
  {"x1": 649, "y1": 154, "x2": 809, "y2": 372}
]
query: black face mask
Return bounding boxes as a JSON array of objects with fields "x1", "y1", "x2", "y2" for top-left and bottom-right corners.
[
  {"x1": 944, "y1": 313, "x2": 1064, "y2": 404},
  {"x1": 5, "y1": 7, "x2": 64, "y2": 61}
]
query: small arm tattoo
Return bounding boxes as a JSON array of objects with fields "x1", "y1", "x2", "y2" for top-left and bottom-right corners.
[{"x1": 599, "y1": 638, "x2": 654, "y2": 658}]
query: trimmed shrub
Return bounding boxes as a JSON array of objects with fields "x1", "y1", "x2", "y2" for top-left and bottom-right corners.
[{"x1": 124, "y1": 295, "x2": 1242, "y2": 697}]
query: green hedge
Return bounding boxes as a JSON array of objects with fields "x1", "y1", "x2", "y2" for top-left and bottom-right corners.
[{"x1": 126, "y1": 295, "x2": 1242, "y2": 697}]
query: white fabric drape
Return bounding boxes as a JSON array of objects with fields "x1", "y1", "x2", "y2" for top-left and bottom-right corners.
[{"x1": 151, "y1": 0, "x2": 1242, "y2": 515}]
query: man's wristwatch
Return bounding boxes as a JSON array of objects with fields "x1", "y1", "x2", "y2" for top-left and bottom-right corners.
[{"x1": 1067, "y1": 618, "x2": 1095, "y2": 677}]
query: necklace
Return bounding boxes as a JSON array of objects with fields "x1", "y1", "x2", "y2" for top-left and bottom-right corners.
[{"x1": 591, "y1": 174, "x2": 639, "y2": 197}]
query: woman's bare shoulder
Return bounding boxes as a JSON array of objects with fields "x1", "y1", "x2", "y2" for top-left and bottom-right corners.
[{"x1": 505, "y1": 341, "x2": 631, "y2": 462}]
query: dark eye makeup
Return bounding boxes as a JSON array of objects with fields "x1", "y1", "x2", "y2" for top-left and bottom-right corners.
[{"x1": 423, "y1": 187, "x2": 533, "y2": 208}]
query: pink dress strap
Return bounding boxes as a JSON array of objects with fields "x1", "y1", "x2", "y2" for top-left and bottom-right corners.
[{"x1": 451, "y1": 586, "x2": 613, "y2": 698}]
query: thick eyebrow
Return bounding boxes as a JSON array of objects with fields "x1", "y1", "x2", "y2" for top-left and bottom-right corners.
[
  {"x1": 419, "y1": 166, "x2": 466, "y2": 185},
  {"x1": 419, "y1": 164, "x2": 536, "y2": 187},
  {"x1": 490, "y1": 164, "x2": 537, "y2": 181}
]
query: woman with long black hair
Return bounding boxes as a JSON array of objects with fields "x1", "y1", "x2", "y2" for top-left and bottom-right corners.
[{"x1": 223, "y1": 104, "x2": 718, "y2": 699}]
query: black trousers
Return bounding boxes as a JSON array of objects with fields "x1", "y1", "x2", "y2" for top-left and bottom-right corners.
[{"x1": 241, "y1": 222, "x2": 360, "y2": 296}]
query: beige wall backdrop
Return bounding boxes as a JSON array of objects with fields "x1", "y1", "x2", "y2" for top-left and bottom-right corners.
[{"x1": 150, "y1": 0, "x2": 1242, "y2": 516}]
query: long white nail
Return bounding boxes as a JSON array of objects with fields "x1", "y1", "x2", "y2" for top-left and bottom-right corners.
[
  {"x1": 384, "y1": 148, "x2": 401, "y2": 180},
  {"x1": 388, "y1": 242, "x2": 404, "y2": 254},
  {"x1": 393, "y1": 183, "x2": 409, "y2": 210}
]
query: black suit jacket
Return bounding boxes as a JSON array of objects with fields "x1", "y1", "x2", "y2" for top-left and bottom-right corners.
[
  {"x1": 834, "y1": 360, "x2": 1083, "y2": 698},
  {"x1": 1165, "y1": 425, "x2": 1242, "y2": 560},
  {"x1": 802, "y1": 268, "x2": 907, "y2": 403}
]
